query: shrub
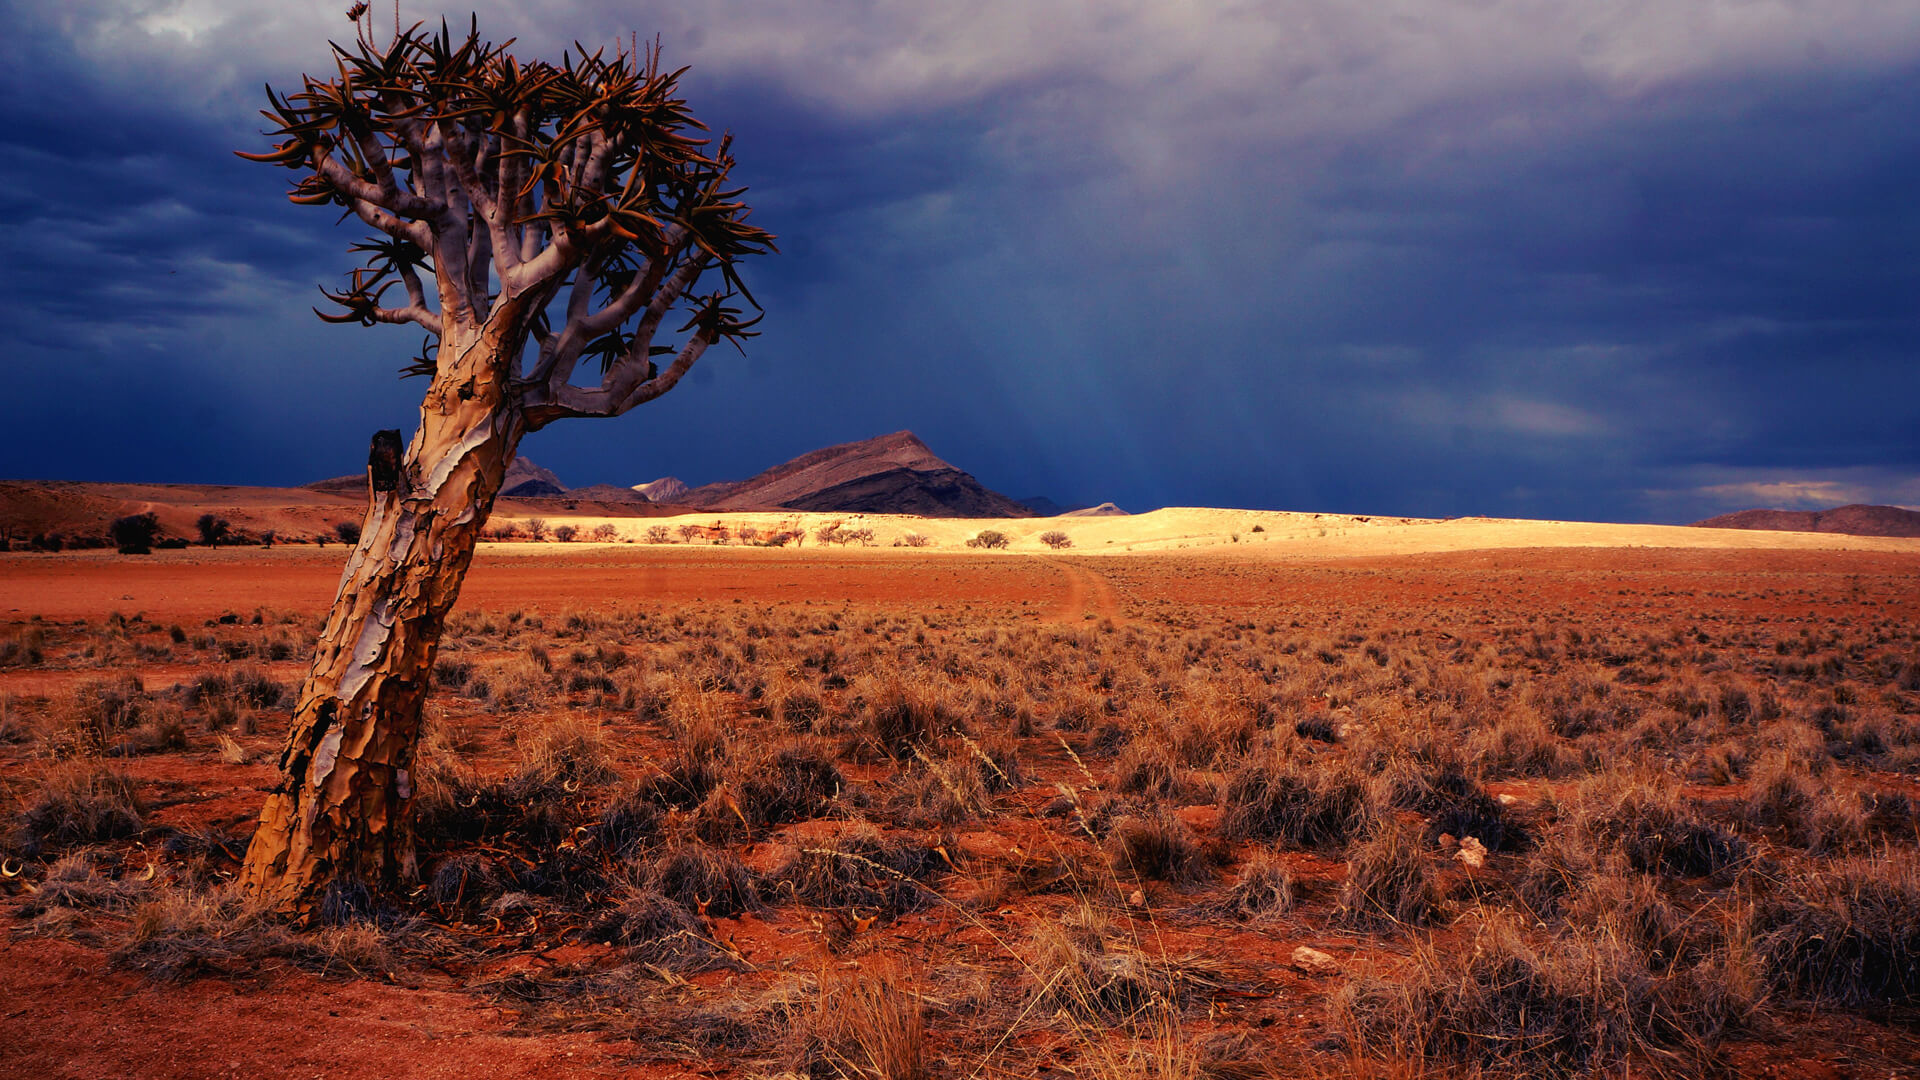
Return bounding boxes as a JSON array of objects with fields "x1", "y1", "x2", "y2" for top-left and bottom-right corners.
[
  {"x1": 1743, "y1": 753, "x2": 1867, "y2": 853},
  {"x1": 551, "y1": 523, "x2": 577, "y2": 543},
  {"x1": 515, "y1": 715, "x2": 621, "y2": 789},
  {"x1": 1040, "y1": 530, "x2": 1072, "y2": 550},
  {"x1": 333, "y1": 521, "x2": 361, "y2": 544},
  {"x1": 898, "y1": 532, "x2": 932, "y2": 548},
  {"x1": 887, "y1": 751, "x2": 990, "y2": 826},
  {"x1": 525, "y1": 517, "x2": 548, "y2": 541},
  {"x1": 195, "y1": 514, "x2": 230, "y2": 547},
  {"x1": 1407, "y1": 766, "x2": 1527, "y2": 853},
  {"x1": 646, "y1": 524, "x2": 672, "y2": 543},
  {"x1": 110, "y1": 512, "x2": 160, "y2": 555},
  {"x1": 110, "y1": 887, "x2": 396, "y2": 982},
  {"x1": 17, "y1": 853, "x2": 149, "y2": 917},
  {"x1": 966, "y1": 530, "x2": 1009, "y2": 550},
  {"x1": 591, "y1": 523, "x2": 619, "y2": 542}
]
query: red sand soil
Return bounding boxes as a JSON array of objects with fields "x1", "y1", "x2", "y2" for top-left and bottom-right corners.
[
  {"x1": 0, "y1": 935, "x2": 678, "y2": 1080},
  {"x1": 4, "y1": 542, "x2": 1920, "y2": 1078},
  {"x1": 0, "y1": 546, "x2": 1077, "y2": 625}
]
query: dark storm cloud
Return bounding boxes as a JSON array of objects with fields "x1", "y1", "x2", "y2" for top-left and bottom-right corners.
[{"x1": 1, "y1": 2, "x2": 1916, "y2": 520}]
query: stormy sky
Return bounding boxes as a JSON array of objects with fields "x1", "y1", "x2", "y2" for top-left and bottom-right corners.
[{"x1": 2, "y1": 1, "x2": 1916, "y2": 522}]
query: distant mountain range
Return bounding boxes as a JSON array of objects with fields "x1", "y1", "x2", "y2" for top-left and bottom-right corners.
[
  {"x1": 38, "y1": 431, "x2": 1075, "y2": 528},
  {"x1": 1691, "y1": 504, "x2": 1920, "y2": 538}
]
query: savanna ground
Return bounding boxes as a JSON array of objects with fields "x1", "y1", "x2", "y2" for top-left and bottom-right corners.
[{"x1": 2, "y1": 538, "x2": 1919, "y2": 1079}]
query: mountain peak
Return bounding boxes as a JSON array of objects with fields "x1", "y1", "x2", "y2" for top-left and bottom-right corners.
[{"x1": 679, "y1": 431, "x2": 1031, "y2": 517}]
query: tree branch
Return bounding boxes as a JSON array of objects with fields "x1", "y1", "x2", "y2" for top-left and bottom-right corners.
[{"x1": 521, "y1": 325, "x2": 716, "y2": 429}]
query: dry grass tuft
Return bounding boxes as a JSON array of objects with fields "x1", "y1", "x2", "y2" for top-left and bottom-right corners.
[
  {"x1": 643, "y1": 843, "x2": 761, "y2": 917},
  {"x1": 789, "y1": 962, "x2": 928, "y2": 1080},
  {"x1": 1105, "y1": 805, "x2": 1209, "y2": 884},
  {"x1": 1221, "y1": 751, "x2": 1376, "y2": 852},
  {"x1": 771, "y1": 824, "x2": 945, "y2": 918},
  {"x1": 1755, "y1": 849, "x2": 1920, "y2": 1006},
  {"x1": 1336, "y1": 818, "x2": 1441, "y2": 931},
  {"x1": 1335, "y1": 907, "x2": 1754, "y2": 1078},
  {"x1": 1208, "y1": 851, "x2": 1296, "y2": 923},
  {"x1": 1570, "y1": 771, "x2": 1749, "y2": 880},
  {"x1": 12, "y1": 759, "x2": 144, "y2": 855}
]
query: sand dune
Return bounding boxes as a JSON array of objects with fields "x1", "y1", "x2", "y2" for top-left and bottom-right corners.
[{"x1": 482, "y1": 505, "x2": 1920, "y2": 557}]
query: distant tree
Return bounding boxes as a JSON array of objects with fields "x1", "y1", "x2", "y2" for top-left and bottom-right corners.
[
  {"x1": 260, "y1": 530, "x2": 277, "y2": 548},
  {"x1": 111, "y1": 513, "x2": 160, "y2": 555},
  {"x1": 525, "y1": 517, "x2": 550, "y2": 542},
  {"x1": 551, "y1": 523, "x2": 577, "y2": 543},
  {"x1": 897, "y1": 533, "x2": 933, "y2": 548},
  {"x1": 646, "y1": 525, "x2": 673, "y2": 544},
  {"x1": 333, "y1": 521, "x2": 361, "y2": 544},
  {"x1": 1040, "y1": 530, "x2": 1072, "y2": 550},
  {"x1": 196, "y1": 514, "x2": 232, "y2": 547},
  {"x1": 967, "y1": 530, "x2": 1010, "y2": 550},
  {"x1": 737, "y1": 524, "x2": 758, "y2": 544},
  {"x1": 678, "y1": 523, "x2": 704, "y2": 543},
  {"x1": 591, "y1": 523, "x2": 619, "y2": 542}
]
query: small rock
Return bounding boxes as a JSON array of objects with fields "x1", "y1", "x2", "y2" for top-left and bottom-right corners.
[
  {"x1": 1457, "y1": 836, "x2": 1487, "y2": 869},
  {"x1": 1291, "y1": 946, "x2": 1340, "y2": 977},
  {"x1": 1128, "y1": 889, "x2": 1147, "y2": 909},
  {"x1": 1436, "y1": 833, "x2": 1458, "y2": 851},
  {"x1": 1496, "y1": 793, "x2": 1519, "y2": 807}
]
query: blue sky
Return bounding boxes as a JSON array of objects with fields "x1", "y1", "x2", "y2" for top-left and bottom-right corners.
[{"x1": 2, "y1": 1, "x2": 1916, "y2": 521}]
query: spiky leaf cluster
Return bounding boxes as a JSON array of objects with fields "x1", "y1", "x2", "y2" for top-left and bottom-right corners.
[{"x1": 243, "y1": 19, "x2": 774, "y2": 426}]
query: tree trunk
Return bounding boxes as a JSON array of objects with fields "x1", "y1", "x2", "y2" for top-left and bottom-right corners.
[{"x1": 240, "y1": 321, "x2": 525, "y2": 918}]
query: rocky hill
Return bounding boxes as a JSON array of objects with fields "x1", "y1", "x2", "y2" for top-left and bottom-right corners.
[
  {"x1": 1692, "y1": 503, "x2": 1920, "y2": 538},
  {"x1": 631, "y1": 477, "x2": 690, "y2": 504},
  {"x1": 681, "y1": 431, "x2": 1031, "y2": 518}
]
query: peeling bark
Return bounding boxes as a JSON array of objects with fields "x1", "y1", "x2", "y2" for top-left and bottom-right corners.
[{"x1": 240, "y1": 322, "x2": 525, "y2": 917}]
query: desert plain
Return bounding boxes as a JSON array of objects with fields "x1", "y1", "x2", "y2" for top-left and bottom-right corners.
[{"x1": 3, "y1": 510, "x2": 1919, "y2": 1079}]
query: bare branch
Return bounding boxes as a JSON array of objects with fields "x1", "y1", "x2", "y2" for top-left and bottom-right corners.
[
  {"x1": 344, "y1": 195, "x2": 432, "y2": 249},
  {"x1": 395, "y1": 263, "x2": 441, "y2": 335},
  {"x1": 370, "y1": 301, "x2": 442, "y2": 334},
  {"x1": 522, "y1": 325, "x2": 716, "y2": 429}
]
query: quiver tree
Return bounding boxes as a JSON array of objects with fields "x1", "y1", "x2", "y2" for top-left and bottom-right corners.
[{"x1": 235, "y1": 19, "x2": 773, "y2": 917}]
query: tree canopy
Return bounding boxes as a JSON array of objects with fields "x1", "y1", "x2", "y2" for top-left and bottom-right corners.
[{"x1": 241, "y1": 19, "x2": 775, "y2": 427}]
